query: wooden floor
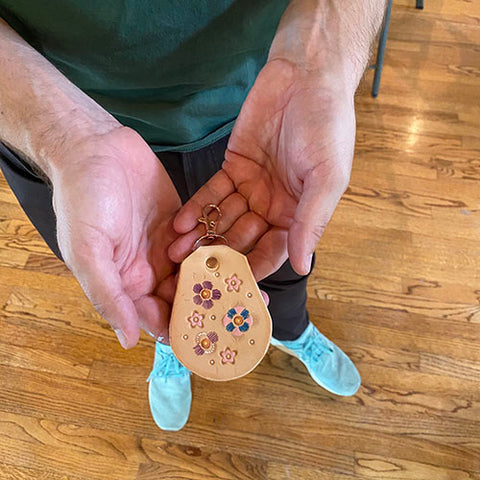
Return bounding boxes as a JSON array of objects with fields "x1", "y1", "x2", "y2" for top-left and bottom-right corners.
[{"x1": 1, "y1": 1, "x2": 480, "y2": 478}]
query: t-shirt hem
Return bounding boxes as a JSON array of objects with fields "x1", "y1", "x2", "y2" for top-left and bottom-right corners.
[{"x1": 149, "y1": 120, "x2": 236, "y2": 153}]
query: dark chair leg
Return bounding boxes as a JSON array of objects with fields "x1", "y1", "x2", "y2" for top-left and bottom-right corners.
[
  {"x1": 416, "y1": 0, "x2": 424, "y2": 9},
  {"x1": 372, "y1": 0, "x2": 393, "y2": 98}
]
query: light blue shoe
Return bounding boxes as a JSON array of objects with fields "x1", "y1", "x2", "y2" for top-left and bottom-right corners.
[
  {"x1": 270, "y1": 322, "x2": 361, "y2": 396},
  {"x1": 147, "y1": 341, "x2": 192, "y2": 431}
]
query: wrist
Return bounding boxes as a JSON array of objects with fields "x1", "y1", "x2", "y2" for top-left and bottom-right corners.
[
  {"x1": 0, "y1": 19, "x2": 123, "y2": 179},
  {"x1": 29, "y1": 104, "x2": 122, "y2": 179},
  {"x1": 269, "y1": 0, "x2": 385, "y2": 96}
]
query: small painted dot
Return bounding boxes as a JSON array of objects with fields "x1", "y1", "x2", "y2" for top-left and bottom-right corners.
[
  {"x1": 247, "y1": 292, "x2": 252, "y2": 298},
  {"x1": 249, "y1": 339, "x2": 255, "y2": 345},
  {"x1": 211, "y1": 315, "x2": 216, "y2": 320},
  {"x1": 209, "y1": 360, "x2": 215, "y2": 365},
  {"x1": 183, "y1": 334, "x2": 188, "y2": 340},
  {"x1": 214, "y1": 272, "x2": 220, "y2": 277},
  {"x1": 226, "y1": 354, "x2": 231, "y2": 359}
]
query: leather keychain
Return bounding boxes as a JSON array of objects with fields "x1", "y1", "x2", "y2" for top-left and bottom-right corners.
[{"x1": 169, "y1": 204, "x2": 272, "y2": 381}]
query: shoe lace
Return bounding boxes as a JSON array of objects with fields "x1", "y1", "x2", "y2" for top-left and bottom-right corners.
[
  {"x1": 147, "y1": 346, "x2": 188, "y2": 381},
  {"x1": 294, "y1": 329, "x2": 333, "y2": 363}
]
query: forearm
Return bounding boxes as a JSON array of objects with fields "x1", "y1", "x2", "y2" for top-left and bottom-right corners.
[
  {"x1": 269, "y1": 0, "x2": 386, "y2": 94},
  {"x1": 0, "y1": 18, "x2": 119, "y2": 178}
]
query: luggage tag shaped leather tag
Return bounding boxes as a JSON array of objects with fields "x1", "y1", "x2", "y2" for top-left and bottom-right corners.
[{"x1": 170, "y1": 204, "x2": 272, "y2": 381}]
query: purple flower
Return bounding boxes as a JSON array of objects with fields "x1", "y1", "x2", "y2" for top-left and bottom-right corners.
[
  {"x1": 193, "y1": 331, "x2": 219, "y2": 355},
  {"x1": 193, "y1": 281, "x2": 221, "y2": 309}
]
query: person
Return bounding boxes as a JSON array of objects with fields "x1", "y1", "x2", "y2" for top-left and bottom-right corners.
[{"x1": 0, "y1": 0, "x2": 385, "y2": 430}]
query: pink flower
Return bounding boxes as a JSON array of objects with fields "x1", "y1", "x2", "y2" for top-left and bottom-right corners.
[
  {"x1": 223, "y1": 306, "x2": 253, "y2": 337},
  {"x1": 193, "y1": 281, "x2": 221, "y2": 309},
  {"x1": 225, "y1": 274, "x2": 242, "y2": 292},
  {"x1": 187, "y1": 311, "x2": 204, "y2": 328},
  {"x1": 220, "y1": 347, "x2": 237, "y2": 364}
]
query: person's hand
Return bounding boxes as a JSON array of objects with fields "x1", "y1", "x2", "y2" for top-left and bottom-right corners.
[
  {"x1": 51, "y1": 126, "x2": 181, "y2": 348},
  {"x1": 169, "y1": 59, "x2": 355, "y2": 280}
]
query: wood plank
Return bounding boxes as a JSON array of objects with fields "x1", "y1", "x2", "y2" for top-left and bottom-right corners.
[
  {"x1": 0, "y1": 317, "x2": 154, "y2": 366},
  {"x1": 0, "y1": 341, "x2": 90, "y2": 379},
  {"x1": 354, "y1": 453, "x2": 480, "y2": 479},
  {"x1": 1, "y1": 286, "x2": 155, "y2": 347},
  {"x1": 88, "y1": 361, "x2": 150, "y2": 387},
  {"x1": 137, "y1": 439, "x2": 268, "y2": 480},
  {"x1": 419, "y1": 353, "x2": 480, "y2": 382},
  {"x1": 0, "y1": 411, "x2": 147, "y2": 462},
  {"x1": 0, "y1": 242, "x2": 29, "y2": 268},
  {"x1": 0, "y1": 265, "x2": 78, "y2": 294},
  {"x1": 24, "y1": 253, "x2": 72, "y2": 277},
  {"x1": 0, "y1": 284, "x2": 12, "y2": 307},
  {"x1": 308, "y1": 300, "x2": 480, "y2": 362},
  {"x1": 355, "y1": 364, "x2": 480, "y2": 423},
  {"x1": 0, "y1": 463, "x2": 77, "y2": 480},
  {"x1": 186, "y1": 377, "x2": 480, "y2": 472},
  {"x1": 308, "y1": 277, "x2": 480, "y2": 323},
  {"x1": 345, "y1": 344, "x2": 420, "y2": 372},
  {"x1": 0, "y1": 364, "x2": 355, "y2": 475},
  {"x1": 0, "y1": 436, "x2": 139, "y2": 480},
  {"x1": 267, "y1": 463, "x2": 358, "y2": 480}
]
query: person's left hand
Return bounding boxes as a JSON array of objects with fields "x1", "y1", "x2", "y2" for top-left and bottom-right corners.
[{"x1": 168, "y1": 58, "x2": 356, "y2": 280}]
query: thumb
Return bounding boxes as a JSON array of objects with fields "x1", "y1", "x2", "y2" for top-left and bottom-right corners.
[
  {"x1": 65, "y1": 246, "x2": 140, "y2": 349},
  {"x1": 288, "y1": 168, "x2": 348, "y2": 275}
]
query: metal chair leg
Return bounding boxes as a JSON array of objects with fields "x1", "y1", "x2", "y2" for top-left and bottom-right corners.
[{"x1": 372, "y1": 0, "x2": 393, "y2": 98}]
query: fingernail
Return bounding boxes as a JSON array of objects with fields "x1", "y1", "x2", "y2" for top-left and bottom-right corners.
[
  {"x1": 140, "y1": 324, "x2": 157, "y2": 340},
  {"x1": 156, "y1": 334, "x2": 170, "y2": 345},
  {"x1": 114, "y1": 328, "x2": 128, "y2": 349},
  {"x1": 303, "y1": 254, "x2": 313, "y2": 274}
]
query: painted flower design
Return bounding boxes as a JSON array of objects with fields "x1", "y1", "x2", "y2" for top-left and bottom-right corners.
[
  {"x1": 193, "y1": 281, "x2": 221, "y2": 309},
  {"x1": 225, "y1": 274, "x2": 242, "y2": 292},
  {"x1": 187, "y1": 311, "x2": 204, "y2": 328},
  {"x1": 193, "y1": 331, "x2": 219, "y2": 355},
  {"x1": 223, "y1": 306, "x2": 253, "y2": 337},
  {"x1": 220, "y1": 347, "x2": 237, "y2": 365}
]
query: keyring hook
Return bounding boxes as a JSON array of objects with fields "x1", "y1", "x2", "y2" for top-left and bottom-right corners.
[
  {"x1": 197, "y1": 204, "x2": 222, "y2": 236},
  {"x1": 193, "y1": 204, "x2": 229, "y2": 250}
]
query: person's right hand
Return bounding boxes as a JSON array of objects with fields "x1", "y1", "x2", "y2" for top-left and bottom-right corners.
[{"x1": 50, "y1": 126, "x2": 181, "y2": 348}]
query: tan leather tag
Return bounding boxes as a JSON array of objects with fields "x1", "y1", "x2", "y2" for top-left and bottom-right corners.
[{"x1": 170, "y1": 245, "x2": 272, "y2": 381}]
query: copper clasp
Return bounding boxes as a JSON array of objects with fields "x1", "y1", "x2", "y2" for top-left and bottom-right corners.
[{"x1": 193, "y1": 204, "x2": 229, "y2": 250}]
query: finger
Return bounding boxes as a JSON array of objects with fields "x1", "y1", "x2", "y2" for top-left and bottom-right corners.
[
  {"x1": 154, "y1": 273, "x2": 178, "y2": 305},
  {"x1": 169, "y1": 192, "x2": 248, "y2": 262},
  {"x1": 224, "y1": 150, "x2": 296, "y2": 228},
  {"x1": 225, "y1": 211, "x2": 269, "y2": 254},
  {"x1": 247, "y1": 227, "x2": 289, "y2": 281},
  {"x1": 288, "y1": 169, "x2": 347, "y2": 275},
  {"x1": 135, "y1": 294, "x2": 171, "y2": 344},
  {"x1": 136, "y1": 271, "x2": 177, "y2": 341},
  {"x1": 171, "y1": 208, "x2": 267, "y2": 265},
  {"x1": 260, "y1": 290, "x2": 270, "y2": 306},
  {"x1": 173, "y1": 170, "x2": 235, "y2": 233},
  {"x1": 70, "y1": 250, "x2": 141, "y2": 349}
]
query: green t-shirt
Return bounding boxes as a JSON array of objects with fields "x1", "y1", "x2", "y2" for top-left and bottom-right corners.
[{"x1": 0, "y1": 0, "x2": 288, "y2": 151}]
